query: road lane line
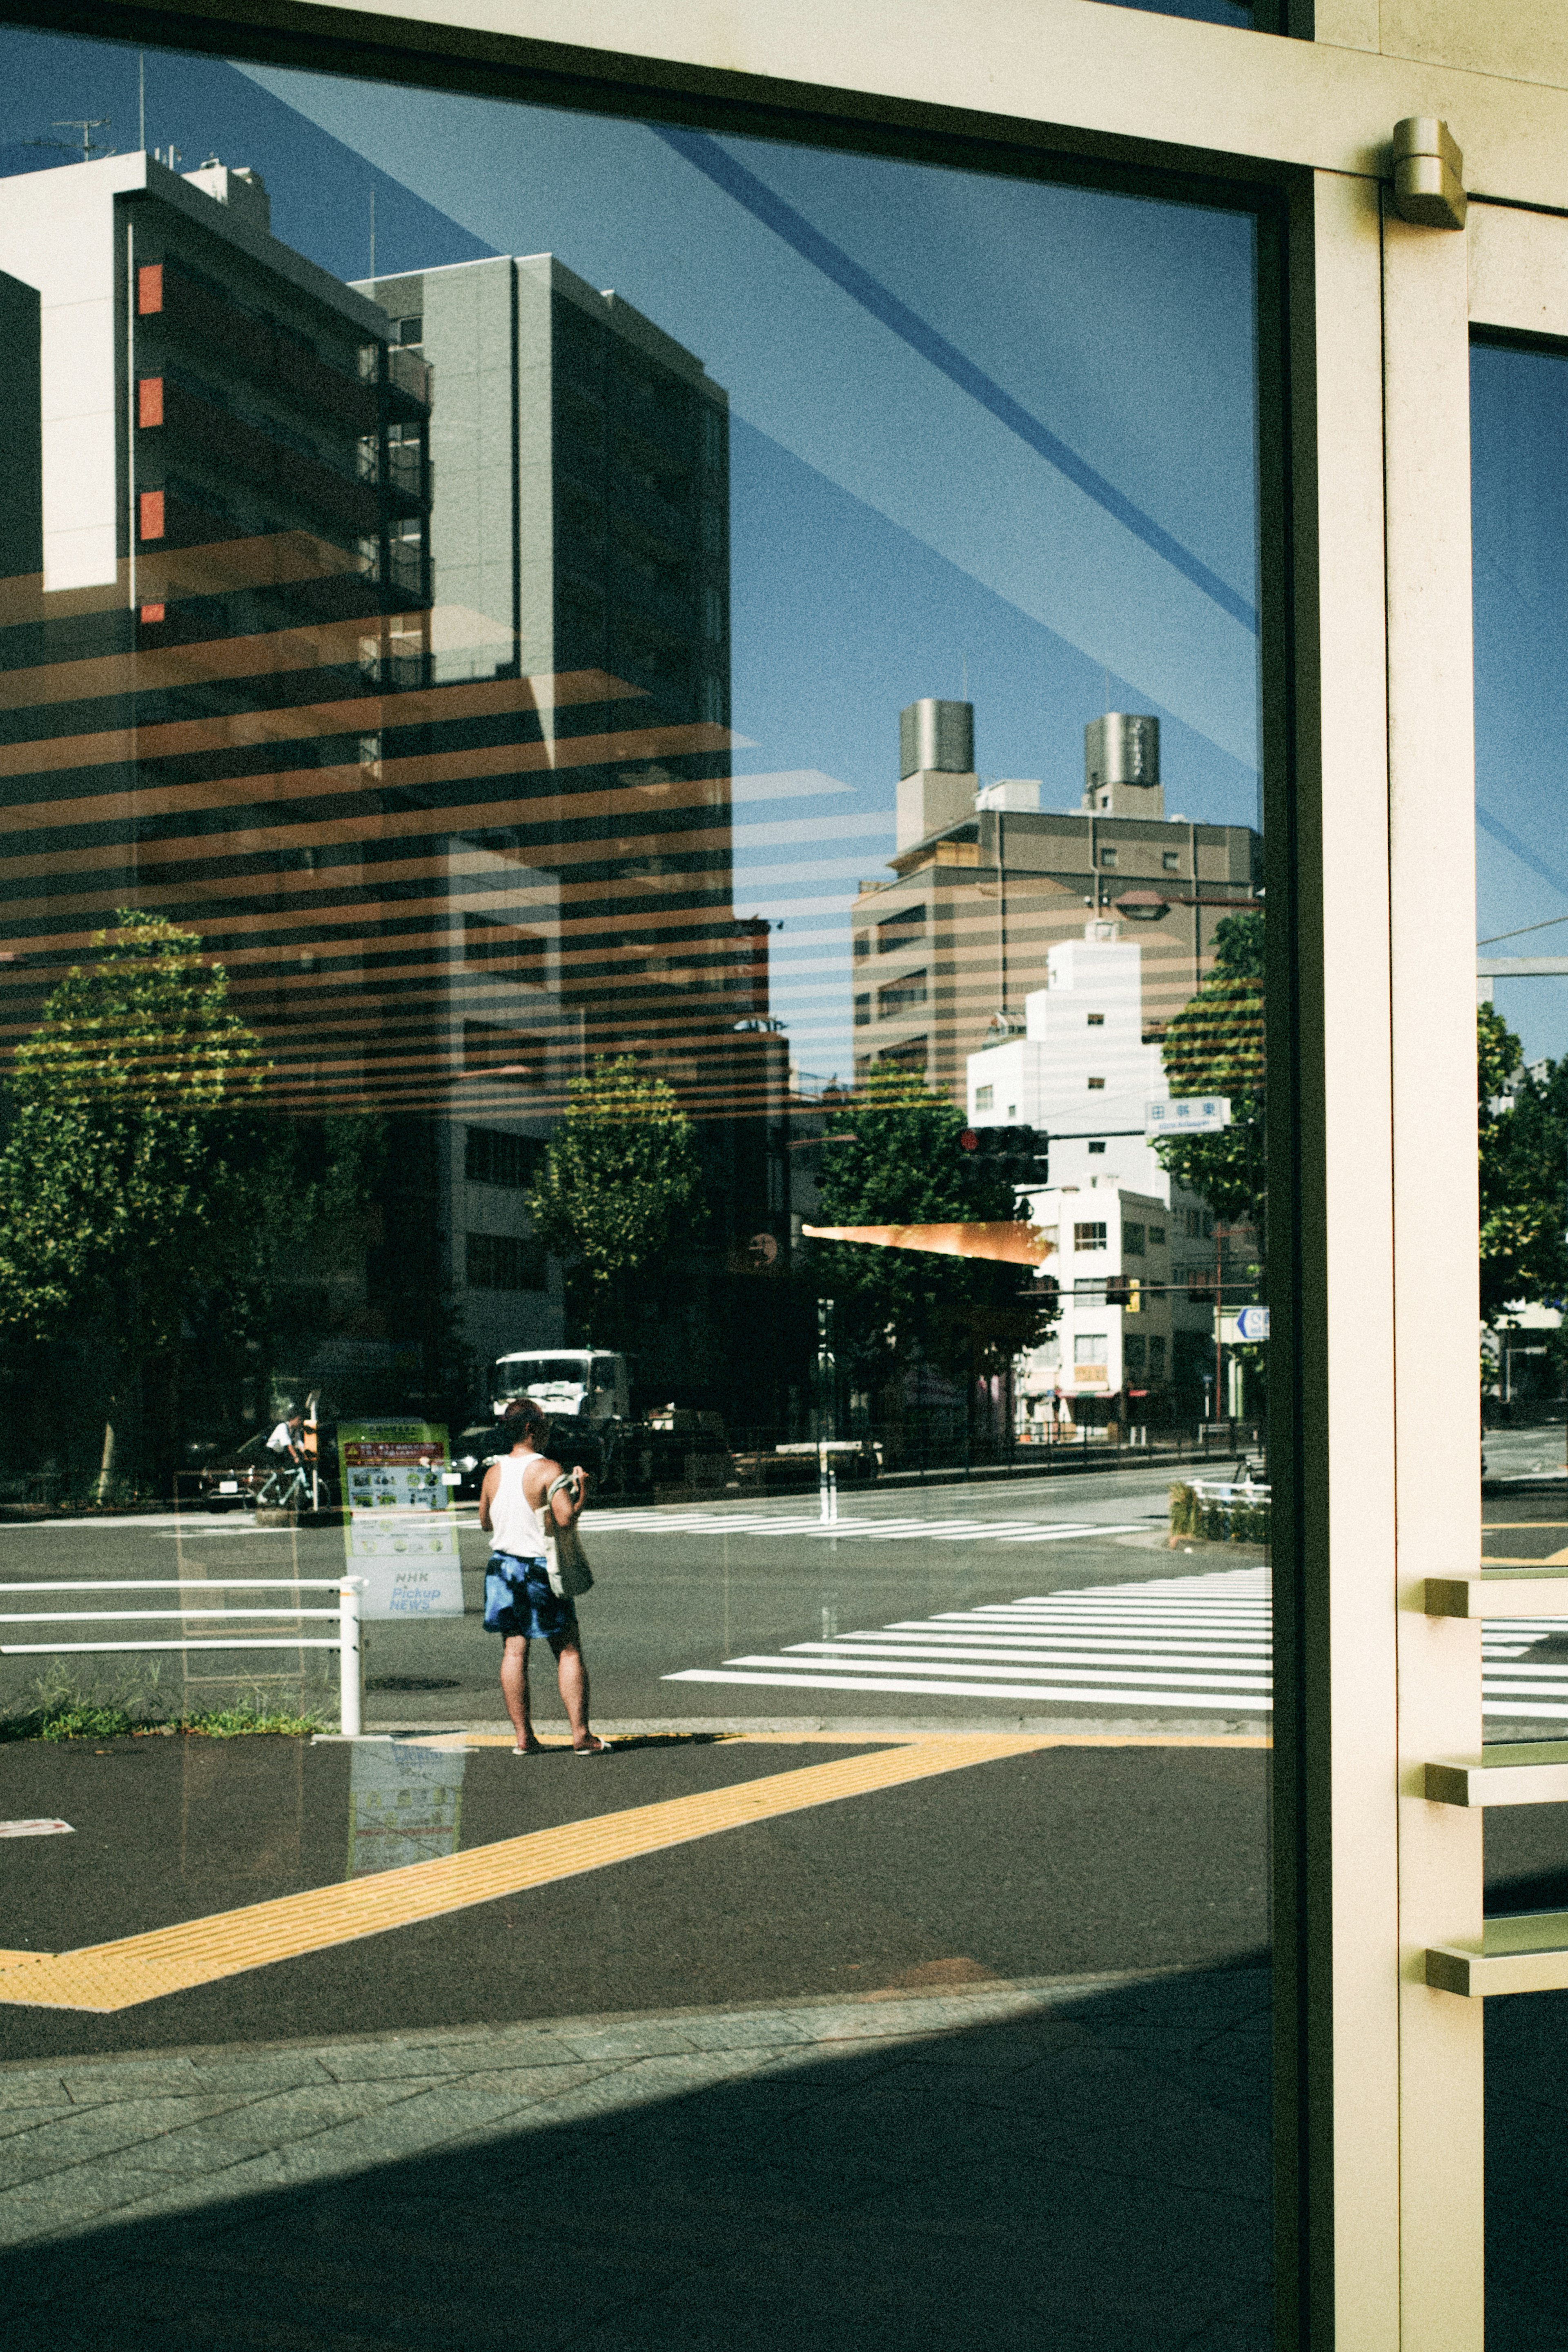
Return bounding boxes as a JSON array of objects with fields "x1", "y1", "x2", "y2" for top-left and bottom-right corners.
[{"x1": 0, "y1": 1735, "x2": 1054, "y2": 2015}]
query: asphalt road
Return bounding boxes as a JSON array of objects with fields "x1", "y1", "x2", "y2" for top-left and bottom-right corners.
[
  {"x1": 0, "y1": 1465, "x2": 1248, "y2": 1733},
  {"x1": 0, "y1": 1730, "x2": 1272, "y2": 2064}
]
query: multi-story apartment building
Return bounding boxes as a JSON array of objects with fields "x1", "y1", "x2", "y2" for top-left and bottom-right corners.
[
  {"x1": 0, "y1": 151, "x2": 456, "y2": 1411},
  {"x1": 853, "y1": 699, "x2": 1262, "y2": 1104},
  {"x1": 355, "y1": 253, "x2": 791, "y2": 1369}
]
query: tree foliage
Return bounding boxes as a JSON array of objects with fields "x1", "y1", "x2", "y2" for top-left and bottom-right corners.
[
  {"x1": 1154, "y1": 911, "x2": 1266, "y2": 1235},
  {"x1": 0, "y1": 912, "x2": 265, "y2": 1356},
  {"x1": 527, "y1": 1055, "x2": 706, "y2": 1331},
  {"x1": 810, "y1": 1062, "x2": 1053, "y2": 1387},
  {"x1": 1478, "y1": 1002, "x2": 1567, "y2": 1323}
]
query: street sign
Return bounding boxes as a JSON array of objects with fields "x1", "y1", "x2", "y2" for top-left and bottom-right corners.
[
  {"x1": 1235, "y1": 1305, "x2": 1270, "y2": 1342},
  {"x1": 1146, "y1": 1096, "x2": 1232, "y2": 1138}
]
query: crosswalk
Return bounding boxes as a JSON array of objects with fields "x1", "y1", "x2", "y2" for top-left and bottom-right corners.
[
  {"x1": 588, "y1": 1507, "x2": 1161, "y2": 1545},
  {"x1": 664, "y1": 1563, "x2": 1568, "y2": 1721},
  {"x1": 667, "y1": 1565, "x2": 1273, "y2": 1713}
]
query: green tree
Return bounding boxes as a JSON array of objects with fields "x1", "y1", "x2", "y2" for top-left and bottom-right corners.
[
  {"x1": 527, "y1": 1054, "x2": 706, "y2": 1338},
  {"x1": 809, "y1": 1062, "x2": 1052, "y2": 1396},
  {"x1": 0, "y1": 911, "x2": 265, "y2": 1490},
  {"x1": 1154, "y1": 910, "x2": 1266, "y2": 1234},
  {"x1": 1478, "y1": 1002, "x2": 1566, "y2": 1324}
]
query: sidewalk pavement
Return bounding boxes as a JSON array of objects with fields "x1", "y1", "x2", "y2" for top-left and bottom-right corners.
[{"x1": 0, "y1": 1964, "x2": 1273, "y2": 2351}]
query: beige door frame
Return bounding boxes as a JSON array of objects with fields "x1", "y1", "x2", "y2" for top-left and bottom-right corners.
[{"x1": 20, "y1": 4, "x2": 1568, "y2": 2343}]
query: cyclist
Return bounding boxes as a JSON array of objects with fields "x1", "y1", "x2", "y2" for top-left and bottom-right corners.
[{"x1": 260, "y1": 1409, "x2": 309, "y2": 1505}]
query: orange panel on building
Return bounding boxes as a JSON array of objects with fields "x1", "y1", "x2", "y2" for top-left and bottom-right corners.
[
  {"x1": 138, "y1": 490, "x2": 164, "y2": 542},
  {"x1": 136, "y1": 263, "x2": 163, "y2": 315},
  {"x1": 137, "y1": 376, "x2": 163, "y2": 428}
]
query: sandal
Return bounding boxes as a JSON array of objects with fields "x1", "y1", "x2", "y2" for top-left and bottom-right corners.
[{"x1": 573, "y1": 1736, "x2": 612, "y2": 1757}]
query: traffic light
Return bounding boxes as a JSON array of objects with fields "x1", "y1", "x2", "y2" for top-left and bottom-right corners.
[{"x1": 958, "y1": 1124, "x2": 1047, "y2": 1188}]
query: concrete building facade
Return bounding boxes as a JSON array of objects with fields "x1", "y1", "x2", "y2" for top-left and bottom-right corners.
[{"x1": 853, "y1": 700, "x2": 1262, "y2": 1104}]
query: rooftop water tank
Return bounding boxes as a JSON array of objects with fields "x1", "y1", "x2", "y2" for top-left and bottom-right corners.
[{"x1": 900, "y1": 698, "x2": 974, "y2": 779}]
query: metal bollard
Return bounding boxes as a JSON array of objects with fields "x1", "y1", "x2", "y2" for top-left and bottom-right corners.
[{"x1": 338, "y1": 1577, "x2": 364, "y2": 1737}]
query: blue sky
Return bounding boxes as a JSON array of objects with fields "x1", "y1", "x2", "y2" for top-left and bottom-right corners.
[{"x1": 1, "y1": 25, "x2": 1264, "y2": 1082}]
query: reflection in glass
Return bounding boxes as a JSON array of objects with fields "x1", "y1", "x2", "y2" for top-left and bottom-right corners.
[
  {"x1": 0, "y1": 35, "x2": 1273, "y2": 2341},
  {"x1": 347, "y1": 1739, "x2": 465, "y2": 1874}
]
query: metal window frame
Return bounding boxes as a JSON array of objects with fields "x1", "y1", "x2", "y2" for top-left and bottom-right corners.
[{"x1": 11, "y1": 4, "x2": 1568, "y2": 2344}]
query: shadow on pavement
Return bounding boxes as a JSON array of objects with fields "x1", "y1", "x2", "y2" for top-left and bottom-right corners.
[{"x1": 1, "y1": 1963, "x2": 1273, "y2": 2352}]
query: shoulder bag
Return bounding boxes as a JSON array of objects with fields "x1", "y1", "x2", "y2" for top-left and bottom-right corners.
[{"x1": 542, "y1": 1472, "x2": 595, "y2": 1598}]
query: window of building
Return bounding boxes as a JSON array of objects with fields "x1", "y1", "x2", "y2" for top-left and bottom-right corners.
[
  {"x1": 464, "y1": 912, "x2": 546, "y2": 986},
  {"x1": 875, "y1": 1038, "x2": 929, "y2": 1075},
  {"x1": 1074, "y1": 1332, "x2": 1108, "y2": 1364},
  {"x1": 1087, "y1": 1139, "x2": 1107, "y2": 1154},
  {"x1": 975, "y1": 1084, "x2": 993, "y2": 1110},
  {"x1": 398, "y1": 315, "x2": 423, "y2": 345},
  {"x1": 1074, "y1": 1222, "x2": 1108, "y2": 1251},
  {"x1": 876, "y1": 901, "x2": 927, "y2": 951},
  {"x1": 466, "y1": 1129, "x2": 544, "y2": 1190},
  {"x1": 1087, "y1": 1012, "x2": 1105, "y2": 1026},
  {"x1": 1149, "y1": 1225, "x2": 1167, "y2": 1246},
  {"x1": 1087, "y1": 1076, "x2": 1106, "y2": 1090},
  {"x1": 1099, "y1": 846, "x2": 1118, "y2": 867},
  {"x1": 1124, "y1": 1335, "x2": 1147, "y2": 1375},
  {"x1": 466, "y1": 1232, "x2": 548, "y2": 1291},
  {"x1": 853, "y1": 932, "x2": 870, "y2": 958},
  {"x1": 1148, "y1": 1337, "x2": 1168, "y2": 1378},
  {"x1": 854, "y1": 994, "x2": 871, "y2": 1026},
  {"x1": 1124, "y1": 1222, "x2": 1145, "y2": 1255},
  {"x1": 463, "y1": 1021, "x2": 534, "y2": 1077},
  {"x1": 878, "y1": 970, "x2": 927, "y2": 1016},
  {"x1": 1163, "y1": 851, "x2": 1180, "y2": 871}
]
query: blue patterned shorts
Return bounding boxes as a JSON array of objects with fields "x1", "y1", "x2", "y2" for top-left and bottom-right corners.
[{"x1": 482, "y1": 1552, "x2": 579, "y2": 1642}]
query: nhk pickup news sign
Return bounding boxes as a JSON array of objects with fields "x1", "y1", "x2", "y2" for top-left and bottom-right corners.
[{"x1": 336, "y1": 1420, "x2": 462, "y2": 1621}]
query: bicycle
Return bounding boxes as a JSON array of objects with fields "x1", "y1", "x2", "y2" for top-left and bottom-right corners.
[{"x1": 256, "y1": 1460, "x2": 312, "y2": 1510}]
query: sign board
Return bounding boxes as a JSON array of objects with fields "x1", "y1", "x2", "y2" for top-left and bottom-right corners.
[
  {"x1": 1146, "y1": 1096, "x2": 1232, "y2": 1138},
  {"x1": 1234, "y1": 1305, "x2": 1270, "y2": 1342},
  {"x1": 336, "y1": 1419, "x2": 463, "y2": 1621}
]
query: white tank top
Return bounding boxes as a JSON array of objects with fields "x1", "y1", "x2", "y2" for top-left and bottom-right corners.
[{"x1": 489, "y1": 1451, "x2": 549, "y2": 1558}]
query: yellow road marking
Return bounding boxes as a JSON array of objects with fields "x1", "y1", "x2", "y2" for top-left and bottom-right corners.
[{"x1": 0, "y1": 1734, "x2": 1049, "y2": 2015}]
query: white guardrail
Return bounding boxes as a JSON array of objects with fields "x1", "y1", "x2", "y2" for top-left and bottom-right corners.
[{"x1": 0, "y1": 1578, "x2": 365, "y2": 1736}]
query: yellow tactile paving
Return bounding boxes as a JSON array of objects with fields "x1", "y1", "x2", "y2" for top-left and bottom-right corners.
[{"x1": 0, "y1": 1733, "x2": 1053, "y2": 2015}]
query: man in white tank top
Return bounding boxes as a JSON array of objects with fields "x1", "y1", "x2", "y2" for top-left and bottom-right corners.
[{"x1": 479, "y1": 1395, "x2": 610, "y2": 1756}]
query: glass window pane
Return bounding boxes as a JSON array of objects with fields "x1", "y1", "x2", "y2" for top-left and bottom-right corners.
[
  {"x1": 1472, "y1": 334, "x2": 1568, "y2": 2348},
  {"x1": 0, "y1": 25, "x2": 1273, "y2": 2347}
]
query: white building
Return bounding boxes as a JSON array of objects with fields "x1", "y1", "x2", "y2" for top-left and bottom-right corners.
[
  {"x1": 967, "y1": 919, "x2": 1232, "y2": 1423},
  {"x1": 1013, "y1": 1178, "x2": 1223, "y2": 1428},
  {"x1": 966, "y1": 919, "x2": 1174, "y2": 1197}
]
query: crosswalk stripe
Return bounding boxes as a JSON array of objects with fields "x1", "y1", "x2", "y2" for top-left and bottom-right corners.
[
  {"x1": 668, "y1": 1670, "x2": 1272, "y2": 1711},
  {"x1": 663, "y1": 1561, "x2": 1568, "y2": 1720},
  {"x1": 586, "y1": 1509, "x2": 1163, "y2": 1544}
]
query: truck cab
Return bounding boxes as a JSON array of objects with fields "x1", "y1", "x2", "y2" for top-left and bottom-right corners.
[{"x1": 492, "y1": 1349, "x2": 629, "y2": 1425}]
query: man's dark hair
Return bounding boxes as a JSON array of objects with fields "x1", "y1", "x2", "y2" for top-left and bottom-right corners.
[{"x1": 500, "y1": 1395, "x2": 548, "y2": 1443}]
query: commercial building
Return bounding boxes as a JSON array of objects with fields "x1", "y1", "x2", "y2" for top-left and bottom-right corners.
[
  {"x1": 356, "y1": 254, "x2": 790, "y2": 1373},
  {"x1": 853, "y1": 698, "x2": 1262, "y2": 1102}
]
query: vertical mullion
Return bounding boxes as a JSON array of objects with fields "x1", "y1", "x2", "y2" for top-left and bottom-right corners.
[
  {"x1": 1382, "y1": 200, "x2": 1485, "y2": 2350},
  {"x1": 1273, "y1": 164, "x2": 1403, "y2": 2351}
]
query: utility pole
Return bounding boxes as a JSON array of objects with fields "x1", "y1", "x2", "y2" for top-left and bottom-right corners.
[{"x1": 815, "y1": 1297, "x2": 837, "y2": 1524}]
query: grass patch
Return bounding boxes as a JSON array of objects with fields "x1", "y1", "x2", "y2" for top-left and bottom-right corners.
[{"x1": 0, "y1": 1665, "x2": 325, "y2": 1743}]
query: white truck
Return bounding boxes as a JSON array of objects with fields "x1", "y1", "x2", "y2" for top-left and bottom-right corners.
[{"x1": 491, "y1": 1349, "x2": 630, "y2": 1425}]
